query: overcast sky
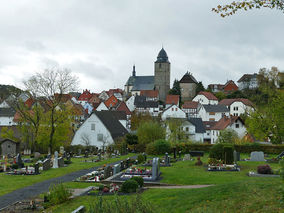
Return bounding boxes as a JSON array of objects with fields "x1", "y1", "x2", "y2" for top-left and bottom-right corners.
[{"x1": 0, "y1": 0, "x2": 283, "y2": 93}]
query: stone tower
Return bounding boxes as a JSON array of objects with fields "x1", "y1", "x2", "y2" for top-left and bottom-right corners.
[
  {"x1": 179, "y1": 71, "x2": 198, "y2": 101},
  {"x1": 154, "y1": 48, "x2": 171, "y2": 102}
]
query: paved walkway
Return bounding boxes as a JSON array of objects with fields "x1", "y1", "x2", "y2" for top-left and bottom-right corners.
[
  {"x1": 146, "y1": 185, "x2": 214, "y2": 189},
  {"x1": 0, "y1": 158, "x2": 129, "y2": 211}
]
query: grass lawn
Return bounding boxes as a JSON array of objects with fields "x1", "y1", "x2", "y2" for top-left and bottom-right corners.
[
  {"x1": 0, "y1": 154, "x2": 134, "y2": 196},
  {"x1": 46, "y1": 153, "x2": 283, "y2": 213}
]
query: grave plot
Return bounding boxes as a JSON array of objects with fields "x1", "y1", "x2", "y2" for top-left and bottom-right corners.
[
  {"x1": 142, "y1": 153, "x2": 172, "y2": 167},
  {"x1": 112, "y1": 157, "x2": 162, "y2": 182}
]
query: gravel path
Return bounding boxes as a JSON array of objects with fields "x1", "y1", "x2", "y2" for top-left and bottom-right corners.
[{"x1": 0, "y1": 158, "x2": 129, "y2": 211}]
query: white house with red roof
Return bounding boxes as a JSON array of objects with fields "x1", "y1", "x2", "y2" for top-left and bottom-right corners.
[
  {"x1": 219, "y1": 98, "x2": 254, "y2": 116},
  {"x1": 165, "y1": 95, "x2": 179, "y2": 108},
  {"x1": 161, "y1": 105, "x2": 186, "y2": 121},
  {"x1": 192, "y1": 91, "x2": 218, "y2": 105},
  {"x1": 210, "y1": 116, "x2": 246, "y2": 144},
  {"x1": 198, "y1": 104, "x2": 230, "y2": 122}
]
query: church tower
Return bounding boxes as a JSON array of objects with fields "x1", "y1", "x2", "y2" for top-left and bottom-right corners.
[{"x1": 154, "y1": 48, "x2": 171, "y2": 102}]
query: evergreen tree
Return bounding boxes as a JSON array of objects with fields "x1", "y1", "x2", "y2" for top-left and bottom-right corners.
[
  {"x1": 196, "y1": 81, "x2": 205, "y2": 94},
  {"x1": 169, "y1": 79, "x2": 181, "y2": 95}
]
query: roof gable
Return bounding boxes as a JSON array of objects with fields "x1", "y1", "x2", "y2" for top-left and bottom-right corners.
[
  {"x1": 166, "y1": 95, "x2": 179, "y2": 105},
  {"x1": 197, "y1": 91, "x2": 218, "y2": 100}
]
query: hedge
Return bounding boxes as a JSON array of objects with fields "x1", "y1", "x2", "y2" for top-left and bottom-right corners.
[{"x1": 175, "y1": 142, "x2": 284, "y2": 154}]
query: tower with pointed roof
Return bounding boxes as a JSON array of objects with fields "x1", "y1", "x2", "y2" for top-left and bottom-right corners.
[
  {"x1": 179, "y1": 71, "x2": 198, "y2": 101},
  {"x1": 154, "y1": 48, "x2": 171, "y2": 102}
]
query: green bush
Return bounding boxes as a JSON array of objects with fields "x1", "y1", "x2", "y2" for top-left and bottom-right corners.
[
  {"x1": 153, "y1": 139, "x2": 171, "y2": 155},
  {"x1": 209, "y1": 143, "x2": 224, "y2": 160},
  {"x1": 130, "y1": 176, "x2": 144, "y2": 187},
  {"x1": 146, "y1": 142, "x2": 155, "y2": 155},
  {"x1": 11, "y1": 164, "x2": 18, "y2": 169},
  {"x1": 121, "y1": 179, "x2": 138, "y2": 193},
  {"x1": 137, "y1": 154, "x2": 145, "y2": 164},
  {"x1": 44, "y1": 183, "x2": 71, "y2": 207},
  {"x1": 223, "y1": 146, "x2": 234, "y2": 164}
]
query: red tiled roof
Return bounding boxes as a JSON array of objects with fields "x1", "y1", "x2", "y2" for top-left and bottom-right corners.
[
  {"x1": 219, "y1": 98, "x2": 254, "y2": 107},
  {"x1": 140, "y1": 90, "x2": 159, "y2": 98},
  {"x1": 211, "y1": 116, "x2": 241, "y2": 130},
  {"x1": 108, "y1": 89, "x2": 123, "y2": 96},
  {"x1": 166, "y1": 95, "x2": 179, "y2": 105},
  {"x1": 182, "y1": 101, "x2": 199, "y2": 109},
  {"x1": 203, "y1": 121, "x2": 217, "y2": 130},
  {"x1": 78, "y1": 89, "x2": 92, "y2": 101},
  {"x1": 54, "y1": 93, "x2": 72, "y2": 103},
  {"x1": 116, "y1": 102, "x2": 131, "y2": 115},
  {"x1": 104, "y1": 95, "x2": 119, "y2": 108},
  {"x1": 197, "y1": 91, "x2": 218, "y2": 100}
]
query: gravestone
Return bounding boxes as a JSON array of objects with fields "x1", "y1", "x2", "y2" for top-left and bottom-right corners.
[
  {"x1": 120, "y1": 161, "x2": 125, "y2": 170},
  {"x1": 104, "y1": 166, "x2": 112, "y2": 179},
  {"x1": 233, "y1": 150, "x2": 241, "y2": 162},
  {"x1": 58, "y1": 157, "x2": 64, "y2": 167},
  {"x1": 34, "y1": 163, "x2": 39, "y2": 175},
  {"x1": 152, "y1": 157, "x2": 160, "y2": 181},
  {"x1": 250, "y1": 151, "x2": 265, "y2": 161},
  {"x1": 126, "y1": 158, "x2": 130, "y2": 168},
  {"x1": 165, "y1": 153, "x2": 169, "y2": 166},
  {"x1": 78, "y1": 149, "x2": 81, "y2": 156},
  {"x1": 60, "y1": 146, "x2": 64, "y2": 155},
  {"x1": 16, "y1": 153, "x2": 24, "y2": 168},
  {"x1": 66, "y1": 153, "x2": 71, "y2": 162},
  {"x1": 47, "y1": 154, "x2": 51, "y2": 159},
  {"x1": 34, "y1": 152, "x2": 41, "y2": 159},
  {"x1": 183, "y1": 154, "x2": 191, "y2": 161},
  {"x1": 24, "y1": 149, "x2": 31, "y2": 155},
  {"x1": 84, "y1": 150, "x2": 89, "y2": 158},
  {"x1": 43, "y1": 159, "x2": 51, "y2": 171},
  {"x1": 53, "y1": 151, "x2": 59, "y2": 168},
  {"x1": 98, "y1": 153, "x2": 102, "y2": 161},
  {"x1": 113, "y1": 164, "x2": 121, "y2": 175}
]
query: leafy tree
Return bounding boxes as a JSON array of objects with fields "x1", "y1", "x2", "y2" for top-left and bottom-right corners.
[
  {"x1": 130, "y1": 111, "x2": 152, "y2": 130},
  {"x1": 196, "y1": 81, "x2": 205, "y2": 94},
  {"x1": 0, "y1": 127, "x2": 18, "y2": 142},
  {"x1": 216, "y1": 129, "x2": 239, "y2": 144},
  {"x1": 137, "y1": 121, "x2": 165, "y2": 145},
  {"x1": 214, "y1": 92, "x2": 226, "y2": 101},
  {"x1": 125, "y1": 134, "x2": 138, "y2": 145},
  {"x1": 169, "y1": 79, "x2": 181, "y2": 96},
  {"x1": 24, "y1": 68, "x2": 78, "y2": 153},
  {"x1": 212, "y1": 0, "x2": 284, "y2": 17},
  {"x1": 246, "y1": 90, "x2": 284, "y2": 144},
  {"x1": 167, "y1": 118, "x2": 187, "y2": 145}
]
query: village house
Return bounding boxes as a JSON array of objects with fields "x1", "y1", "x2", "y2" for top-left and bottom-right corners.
[
  {"x1": 219, "y1": 98, "x2": 254, "y2": 116},
  {"x1": 161, "y1": 105, "x2": 186, "y2": 121},
  {"x1": 181, "y1": 101, "x2": 201, "y2": 118},
  {"x1": 208, "y1": 80, "x2": 238, "y2": 94},
  {"x1": 198, "y1": 104, "x2": 230, "y2": 122},
  {"x1": 182, "y1": 117, "x2": 205, "y2": 142},
  {"x1": 165, "y1": 95, "x2": 180, "y2": 108},
  {"x1": 210, "y1": 116, "x2": 246, "y2": 144},
  {"x1": 237, "y1": 73, "x2": 259, "y2": 90},
  {"x1": 134, "y1": 96, "x2": 159, "y2": 116},
  {"x1": 71, "y1": 111, "x2": 128, "y2": 148},
  {"x1": 192, "y1": 91, "x2": 218, "y2": 105}
]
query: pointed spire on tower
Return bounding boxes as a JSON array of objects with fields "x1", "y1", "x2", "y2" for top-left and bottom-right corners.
[{"x1": 132, "y1": 64, "x2": 136, "y2": 76}]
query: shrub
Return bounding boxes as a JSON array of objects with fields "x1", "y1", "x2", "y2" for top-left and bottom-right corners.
[
  {"x1": 11, "y1": 164, "x2": 18, "y2": 169},
  {"x1": 130, "y1": 176, "x2": 144, "y2": 187},
  {"x1": 223, "y1": 146, "x2": 234, "y2": 164},
  {"x1": 121, "y1": 179, "x2": 139, "y2": 193},
  {"x1": 209, "y1": 143, "x2": 224, "y2": 160},
  {"x1": 153, "y1": 139, "x2": 171, "y2": 155},
  {"x1": 146, "y1": 142, "x2": 155, "y2": 155},
  {"x1": 44, "y1": 183, "x2": 71, "y2": 207},
  {"x1": 137, "y1": 154, "x2": 145, "y2": 164},
  {"x1": 257, "y1": 165, "x2": 273, "y2": 174}
]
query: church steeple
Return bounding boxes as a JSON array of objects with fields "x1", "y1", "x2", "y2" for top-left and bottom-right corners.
[
  {"x1": 156, "y1": 48, "x2": 169, "y2": 63},
  {"x1": 132, "y1": 65, "x2": 136, "y2": 76}
]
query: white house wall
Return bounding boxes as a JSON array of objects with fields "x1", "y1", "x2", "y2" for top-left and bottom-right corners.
[
  {"x1": 96, "y1": 103, "x2": 108, "y2": 111},
  {"x1": 193, "y1": 95, "x2": 218, "y2": 105},
  {"x1": 0, "y1": 117, "x2": 16, "y2": 126},
  {"x1": 126, "y1": 96, "x2": 135, "y2": 112},
  {"x1": 229, "y1": 102, "x2": 253, "y2": 116},
  {"x1": 161, "y1": 106, "x2": 186, "y2": 121},
  {"x1": 71, "y1": 114, "x2": 114, "y2": 148}
]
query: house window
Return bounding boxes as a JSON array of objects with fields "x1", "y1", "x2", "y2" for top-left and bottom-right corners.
[
  {"x1": 97, "y1": 134, "x2": 103, "y2": 141},
  {"x1": 207, "y1": 132, "x2": 210, "y2": 136},
  {"x1": 209, "y1": 112, "x2": 215, "y2": 115},
  {"x1": 91, "y1": 124, "x2": 95, "y2": 130},
  {"x1": 235, "y1": 124, "x2": 239, "y2": 128},
  {"x1": 172, "y1": 108, "x2": 174, "y2": 111},
  {"x1": 209, "y1": 118, "x2": 215, "y2": 121},
  {"x1": 175, "y1": 108, "x2": 177, "y2": 111},
  {"x1": 213, "y1": 131, "x2": 214, "y2": 135}
]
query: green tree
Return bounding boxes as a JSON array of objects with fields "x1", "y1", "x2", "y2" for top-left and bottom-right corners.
[
  {"x1": 169, "y1": 79, "x2": 181, "y2": 96},
  {"x1": 24, "y1": 68, "x2": 78, "y2": 153},
  {"x1": 213, "y1": 0, "x2": 284, "y2": 17},
  {"x1": 214, "y1": 92, "x2": 226, "y2": 101},
  {"x1": 130, "y1": 111, "x2": 152, "y2": 130},
  {"x1": 0, "y1": 127, "x2": 18, "y2": 142},
  {"x1": 216, "y1": 129, "x2": 239, "y2": 144},
  {"x1": 167, "y1": 118, "x2": 186, "y2": 145},
  {"x1": 246, "y1": 91, "x2": 284, "y2": 144},
  {"x1": 196, "y1": 81, "x2": 205, "y2": 94},
  {"x1": 137, "y1": 121, "x2": 165, "y2": 145}
]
